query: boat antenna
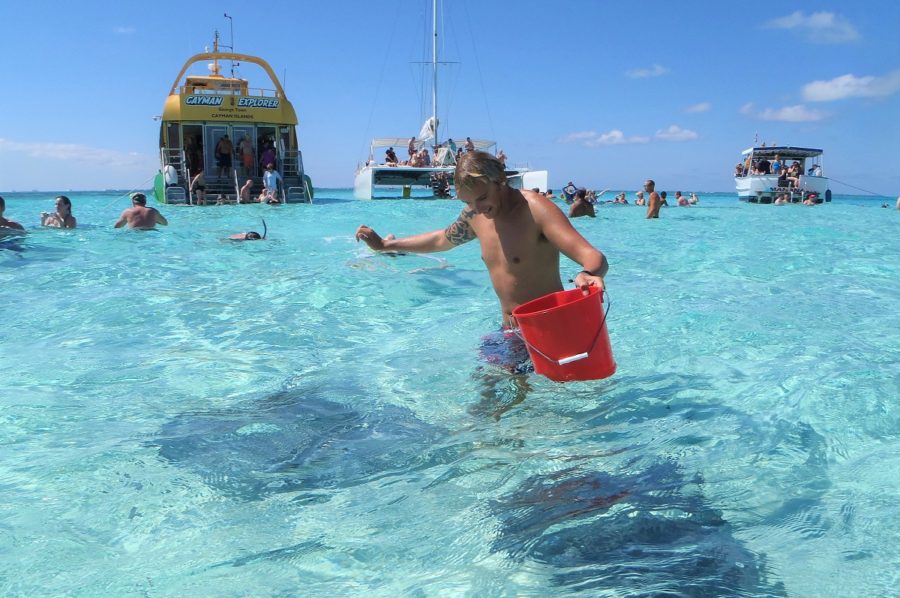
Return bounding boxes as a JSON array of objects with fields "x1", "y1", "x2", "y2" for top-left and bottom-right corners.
[{"x1": 223, "y1": 13, "x2": 235, "y2": 77}]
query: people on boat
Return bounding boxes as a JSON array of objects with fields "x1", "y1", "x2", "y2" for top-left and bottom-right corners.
[
  {"x1": 263, "y1": 163, "x2": 283, "y2": 201},
  {"x1": 259, "y1": 143, "x2": 276, "y2": 172},
  {"x1": 496, "y1": 149, "x2": 507, "y2": 167},
  {"x1": 771, "y1": 154, "x2": 783, "y2": 174},
  {"x1": 644, "y1": 180, "x2": 662, "y2": 219},
  {"x1": 114, "y1": 193, "x2": 168, "y2": 230},
  {"x1": 238, "y1": 134, "x2": 255, "y2": 177},
  {"x1": 464, "y1": 137, "x2": 475, "y2": 152},
  {"x1": 40, "y1": 195, "x2": 77, "y2": 228},
  {"x1": 385, "y1": 147, "x2": 399, "y2": 165},
  {"x1": 734, "y1": 163, "x2": 745, "y2": 177},
  {"x1": 408, "y1": 137, "x2": 416, "y2": 158},
  {"x1": 568, "y1": 188, "x2": 595, "y2": 219},
  {"x1": 190, "y1": 170, "x2": 207, "y2": 205},
  {"x1": 239, "y1": 179, "x2": 254, "y2": 204},
  {"x1": 755, "y1": 157, "x2": 771, "y2": 174},
  {"x1": 215, "y1": 134, "x2": 234, "y2": 178},
  {"x1": 355, "y1": 150, "x2": 608, "y2": 331},
  {"x1": 447, "y1": 138, "x2": 457, "y2": 154},
  {"x1": 0, "y1": 196, "x2": 25, "y2": 234}
]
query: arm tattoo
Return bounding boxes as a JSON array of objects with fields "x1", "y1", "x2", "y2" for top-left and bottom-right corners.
[{"x1": 445, "y1": 209, "x2": 477, "y2": 246}]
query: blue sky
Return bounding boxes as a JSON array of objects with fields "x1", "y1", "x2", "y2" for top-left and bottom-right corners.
[{"x1": 1, "y1": 1, "x2": 898, "y2": 195}]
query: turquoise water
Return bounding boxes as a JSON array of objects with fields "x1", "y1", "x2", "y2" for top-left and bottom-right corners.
[{"x1": 1, "y1": 190, "x2": 898, "y2": 596}]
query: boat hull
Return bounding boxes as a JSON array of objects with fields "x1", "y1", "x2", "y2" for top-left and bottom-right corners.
[
  {"x1": 353, "y1": 165, "x2": 548, "y2": 200},
  {"x1": 735, "y1": 175, "x2": 830, "y2": 204}
]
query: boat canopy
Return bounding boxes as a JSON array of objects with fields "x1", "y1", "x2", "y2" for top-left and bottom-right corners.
[{"x1": 741, "y1": 146, "x2": 823, "y2": 158}]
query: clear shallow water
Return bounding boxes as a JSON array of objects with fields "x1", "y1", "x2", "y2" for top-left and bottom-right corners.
[{"x1": 1, "y1": 190, "x2": 898, "y2": 596}]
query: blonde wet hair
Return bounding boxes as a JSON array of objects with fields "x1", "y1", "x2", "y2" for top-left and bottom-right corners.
[{"x1": 454, "y1": 151, "x2": 507, "y2": 191}]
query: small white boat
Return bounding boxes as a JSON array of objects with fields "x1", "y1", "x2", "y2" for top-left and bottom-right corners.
[
  {"x1": 353, "y1": 0, "x2": 547, "y2": 200},
  {"x1": 735, "y1": 146, "x2": 830, "y2": 204}
]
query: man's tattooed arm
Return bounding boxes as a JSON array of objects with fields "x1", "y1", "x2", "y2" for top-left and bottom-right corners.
[{"x1": 444, "y1": 209, "x2": 477, "y2": 246}]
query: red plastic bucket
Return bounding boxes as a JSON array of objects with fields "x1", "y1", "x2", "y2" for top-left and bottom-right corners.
[{"x1": 511, "y1": 286, "x2": 616, "y2": 382}]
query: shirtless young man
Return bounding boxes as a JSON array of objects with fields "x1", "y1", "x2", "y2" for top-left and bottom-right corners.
[
  {"x1": 41, "y1": 195, "x2": 77, "y2": 228},
  {"x1": 644, "y1": 179, "x2": 662, "y2": 219},
  {"x1": 0, "y1": 196, "x2": 25, "y2": 234},
  {"x1": 114, "y1": 193, "x2": 168, "y2": 230},
  {"x1": 355, "y1": 151, "x2": 608, "y2": 329}
]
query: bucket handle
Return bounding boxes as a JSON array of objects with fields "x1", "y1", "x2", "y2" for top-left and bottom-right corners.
[{"x1": 514, "y1": 289, "x2": 611, "y2": 365}]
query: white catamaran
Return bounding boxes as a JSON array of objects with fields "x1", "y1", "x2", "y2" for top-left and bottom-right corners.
[{"x1": 353, "y1": 0, "x2": 548, "y2": 200}]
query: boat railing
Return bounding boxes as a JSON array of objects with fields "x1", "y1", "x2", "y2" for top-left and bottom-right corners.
[
  {"x1": 281, "y1": 149, "x2": 302, "y2": 178},
  {"x1": 178, "y1": 85, "x2": 280, "y2": 98}
]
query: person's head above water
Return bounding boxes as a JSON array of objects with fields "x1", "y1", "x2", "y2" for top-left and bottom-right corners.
[{"x1": 130, "y1": 192, "x2": 147, "y2": 206}]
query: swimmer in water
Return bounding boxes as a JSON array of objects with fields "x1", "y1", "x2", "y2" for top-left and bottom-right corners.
[{"x1": 229, "y1": 219, "x2": 267, "y2": 241}]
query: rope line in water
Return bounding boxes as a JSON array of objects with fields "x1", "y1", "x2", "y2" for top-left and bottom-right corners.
[{"x1": 828, "y1": 177, "x2": 887, "y2": 197}]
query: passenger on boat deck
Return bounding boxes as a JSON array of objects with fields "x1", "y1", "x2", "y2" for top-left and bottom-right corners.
[
  {"x1": 756, "y1": 157, "x2": 771, "y2": 174},
  {"x1": 215, "y1": 134, "x2": 234, "y2": 177},
  {"x1": 240, "y1": 179, "x2": 254, "y2": 203},
  {"x1": 114, "y1": 193, "x2": 168, "y2": 230},
  {"x1": 644, "y1": 180, "x2": 662, "y2": 219},
  {"x1": 259, "y1": 143, "x2": 276, "y2": 172},
  {"x1": 385, "y1": 147, "x2": 399, "y2": 165},
  {"x1": 263, "y1": 163, "x2": 283, "y2": 201},
  {"x1": 356, "y1": 150, "x2": 609, "y2": 329},
  {"x1": 447, "y1": 138, "x2": 457, "y2": 154},
  {"x1": 41, "y1": 195, "x2": 77, "y2": 228},
  {"x1": 239, "y1": 134, "x2": 255, "y2": 176},
  {"x1": 464, "y1": 137, "x2": 475, "y2": 152},
  {"x1": 422, "y1": 148, "x2": 431, "y2": 166},
  {"x1": 496, "y1": 149, "x2": 507, "y2": 167},
  {"x1": 190, "y1": 170, "x2": 207, "y2": 205},
  {"x1": 568, "y1": 188, "x2": 595, "y2": 219},
  {"x1": 734, "y1": 163, "x2": 744, "y2": 177},
  {"x1": 408, "y1": 137, "x2": 416, "y2": 157},
  {"x1": 0, "y1": 196, "x2": 25, "y2": 233},
  {"x1": 771, "y1": 154, "x2": 782, "y2": 174}
]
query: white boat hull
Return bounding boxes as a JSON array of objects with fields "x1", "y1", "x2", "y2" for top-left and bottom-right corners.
[
  {"x1": 353, "y1": 165, "x2": 548, "y2": 200},
  {"x1": 735, "y1": 174, "x2": 830, "y2": 203}
]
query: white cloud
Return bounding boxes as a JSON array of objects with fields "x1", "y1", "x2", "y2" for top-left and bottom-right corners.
[
  {"x1": 802, "y1": 70, "x2": 900, "y2": 101},
  {"x1": 626, "y1": 64, "x2": 669, "y2": 79},
  {"x1": 655, "y1": 125, "x2": 698, "y2": 141},
  {"x1": 739, "y1": 103, "x2": 756, "y2": 115},
  {"x1": 684, "y1": 102, "x2": 711, "y2": 113},
  {"x1": 114, "y1": 26, "x2": 135, "y2": 35},
  {"x1": 765, "y1": 11, "x2": 859, "y2": 43},
  {"x1": 0, "y1": 138, "x2": 147, "y2": 167},
  {"x1": 559, "y1": 130, "x2": 649, "y2": 146},
  {"x1": 756, "y1": 105, "x2": 827, "y2": 122}
]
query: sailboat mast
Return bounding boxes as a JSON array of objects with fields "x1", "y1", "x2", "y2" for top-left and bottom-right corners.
[{"x1": 432, "y1": 0, "x2": 438, "y2": 144}]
